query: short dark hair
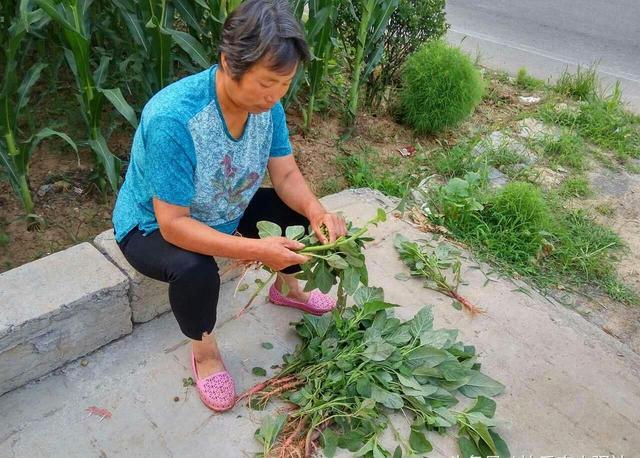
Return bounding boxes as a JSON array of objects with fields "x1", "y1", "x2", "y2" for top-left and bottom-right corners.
[{"x1": 219, "y1": 0, "x2": 310, "y2": 80}]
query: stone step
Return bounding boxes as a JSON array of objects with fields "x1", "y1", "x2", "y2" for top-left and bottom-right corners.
[{"x1": 0, "y1": 243, "x2": 131, "y2": 396}]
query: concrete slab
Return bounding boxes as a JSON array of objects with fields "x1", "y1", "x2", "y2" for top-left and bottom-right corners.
[
  {"x1": 94, "y1": 230, "x2": 244, "y2": 323},
  {"x1": 1, "y1": 189, "x2": 639, "y2": 457},
  {"x1": 0, "y1": 243, "x2": 131, "y2": 396}
]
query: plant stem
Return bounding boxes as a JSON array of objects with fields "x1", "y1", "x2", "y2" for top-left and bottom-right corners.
[{"x1": 300, "y1": 227, "x2": 368, "y2": 253}]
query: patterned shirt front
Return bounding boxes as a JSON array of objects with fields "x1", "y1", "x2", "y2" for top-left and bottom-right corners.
[{"x1": 112, "y1": 64, "x2": 292, "y2": 242}]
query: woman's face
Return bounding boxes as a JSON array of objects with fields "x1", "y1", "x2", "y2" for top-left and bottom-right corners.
[{"x1": 224, "y1": 57, "x2": 297, "y2": 114}]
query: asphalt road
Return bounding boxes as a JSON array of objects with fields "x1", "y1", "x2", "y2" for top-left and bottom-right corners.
[{"x1": 446, "y1": 0, "x2": 640, "y2": 112}]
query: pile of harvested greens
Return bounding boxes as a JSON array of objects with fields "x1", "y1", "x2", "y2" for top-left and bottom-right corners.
[{"x1": 238, "y1": 211, "x2": 509, "y2": 457}]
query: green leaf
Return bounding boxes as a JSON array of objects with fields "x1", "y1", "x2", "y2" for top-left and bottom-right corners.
[
  {"x1": 314, "y1": 261, "x2": 334, "y2": 293},
  {"x1": 252, "y1": 367, "x2": 267, "y2": 376},
  {"x1": 393, "y1": 445, "x2": 402, "y2": 458},
  {"x1": 255, "y1": 414, "x2": 287, "y2": 453},
  {"x1": 363, "y1": 341, "x2": 395, "y2": 361},
  {"x1": 472, "y1": 421, "x2": 497, "y2": 454},
  {"x1": 16, "y1": 62, "x2": 47, "y2": 114},
  {"x1": 489, "y1": 429, "x2": 511, "y2": 458},
  {"x1": 386, "y1": 324, "x2": 412, "y2": 345},
  {"x1": 261, "y1": 342, "x2": 274, "y2": 350},
  {"x1": 256, "y1": 220, "x2": 282, "y2": 238},
  {"x1": 326, "y1": 254, "x2": 349, "y2": 270},
  {"x1": 27, "y1": 128, "x2": 78, "y2": 163},
  {"x1": 88, "y1": 133, "x2": 121, "y2": 193},
  {"x1": 409, "y1": 427, "x2": 432, "y2": 453},
  {"x1": 409, "y1": 306, "x2": 434, "y2": 338},
  {"x1": 98, "y1": 88, "x2": 138, "y2": 128},
  {"x1": 356, "y1": 377, "x2": 372, "y2": 397},
  {"x1": 457, "y1": 436, "x2": 481, "y2": 458},
  {"x1": 438, "y1": 361, "x2": 470, "y2": 382},
  {"x1": 407, "y1": 346, "x2": 451, "y2": 368},
  {"x1": 162, "y1": 27, "x2": 210, "y2": 68},
  {"x1": 362, "y1": 300, "x2": 398, "y2": 317},
  {"x1": 420, "y1": 329, "x2": 458, "y2": 348},
  {"x1": 459, "y1": 372, "x2": 505, "y2": 398},
  {"x1": 343, "y1": 266, "x2": 361, "y2": 295},
  {"x1": 371, "y1": 384, "x2": 404, "y2": 409},
  {"x1": 354, "y1": 286, "x2": 384, "y2": 307},
  {"x1": 466, "y1": 395, "x2": 497, "y2": 418},
  {"x1": 285, "y1": 225, "x2": 305, "y2": 241},
  {"x1": 321, "y1": 428, "x2": 338, "y2": 457}
]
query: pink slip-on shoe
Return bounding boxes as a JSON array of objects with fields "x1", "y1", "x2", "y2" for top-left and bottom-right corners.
[
  {"x1": 190, "y1": 351, "x2": 236, "y2": 412},
  {"x1": 268, "y1": 284, "x2": 336, "y2": 315}
]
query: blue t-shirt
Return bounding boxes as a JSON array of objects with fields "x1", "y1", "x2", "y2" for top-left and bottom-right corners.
[{"x1": 112, "y1": 65, "x2": 292, "y2": 242}]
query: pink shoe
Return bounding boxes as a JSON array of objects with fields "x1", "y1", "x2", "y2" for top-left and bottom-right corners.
[
  {"x1": 190, "y1": 351, "x2": 236, "y2": 412},
  {"x1": 268, "y1": 284, "x2": 336, "y2": 315}
]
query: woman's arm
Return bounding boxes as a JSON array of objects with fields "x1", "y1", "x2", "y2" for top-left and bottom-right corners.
[
  {"x1": 153, "y1": 198, "x2": 308, "y2": 271},
  {"x1": 267, "y1": 155, "x2": 347, "y2": 243}
]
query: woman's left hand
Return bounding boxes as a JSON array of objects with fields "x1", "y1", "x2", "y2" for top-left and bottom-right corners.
[{"x1": 309, "y1": 212, "x2": 348, "y2": 244}]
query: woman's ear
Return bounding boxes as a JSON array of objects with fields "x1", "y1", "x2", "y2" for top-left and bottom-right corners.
[{"x1": 219, "y1": 53, "x2": 226, "y2": 72}]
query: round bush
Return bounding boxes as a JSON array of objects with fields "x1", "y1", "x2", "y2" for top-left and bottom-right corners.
[{"x1": 398, "y1": 41, "x2": 485, "y2": 133}]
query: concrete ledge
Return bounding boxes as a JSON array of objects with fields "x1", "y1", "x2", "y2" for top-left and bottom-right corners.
[
  {"x1": 94, "y1": 230, "x2": 243, "y2": 323},
  {"x1": 0, "y1": 243, "x2": 132, "y2": 396}
]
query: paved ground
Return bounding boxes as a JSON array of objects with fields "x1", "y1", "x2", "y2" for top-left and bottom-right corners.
[
  {"x1": 1, "y1": 189, "x2": 639, "y2": 457},
  {"x1": 446, "y1": 0, "x2": 640, "y2": 112}
]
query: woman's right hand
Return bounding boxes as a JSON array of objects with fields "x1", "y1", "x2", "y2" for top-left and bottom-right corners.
[{"x1": 257, "y1": 237, "x2": 309, "y2": 271}]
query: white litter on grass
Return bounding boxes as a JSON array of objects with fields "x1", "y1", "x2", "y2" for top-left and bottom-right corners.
[{"x1": 518, "y1": 96, "x2": 541, "y2": 104}]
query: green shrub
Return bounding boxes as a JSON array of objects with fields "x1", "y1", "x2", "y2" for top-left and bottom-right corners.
[
  {"x1": 365, "y1": 0, "x2": 448, "y2": 107},
  {"x1": 398, "y1": 41, "x2": 485, "y2": 133}
]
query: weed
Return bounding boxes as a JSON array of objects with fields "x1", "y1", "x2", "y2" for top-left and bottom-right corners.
[
  {"x1": 399, "y1": 41, "x2": 485, "y2": 133},
  {"x1": 554, "y1": 65, "x2": 599, "y2": 100},
  {"x1": 516, "y1": 67, "x2": 545, "y2": 91},
  {"x1": 412, "y1": 177, "x2": 635, "y2": 303},
  {"x1": 538, "y1": 132, "x2": 586, "y2": 170},
  {"x1": 319, "y1": 177, "x2": 344, "y2": 196},
  {"x1": 539, "y1": 86, "x2": 640, "y2": 160},
  {"x1": 594, "y1": 203, "x2": 615, "y2": 216},
  {"x1": 431, "y1": 142, "x2": 477, "y2": 178},
  {"x1": 337, "y1": 146, "x2": 413, "y2": 197},
  {"x1": 559, "y1": 176, "x2": 592, "y2": 197},
  {"x1": 603, "y1": 277, "x2": 639, "y2": 305}
]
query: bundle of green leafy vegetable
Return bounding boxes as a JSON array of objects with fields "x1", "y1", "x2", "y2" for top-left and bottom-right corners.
[
  {"x1": 235, "y1": 209, "x2": 387, "y2": 317},
  {"x1": 241, "y1": 287, "x2": 509, "y2": 457}
]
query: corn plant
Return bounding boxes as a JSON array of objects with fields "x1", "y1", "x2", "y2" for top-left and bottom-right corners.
[
  {"x1": 342, "y1": 0, "x2": 398, "y2": 126},
  {"x1": 35, "y1": 0, "x2": 139, "y2": 193},
  {"x1": 300, "y1": 0, "x2": 338, "y2": 130},
  {"x1": 114, "y1": 0, "x2": 211, "y2": 99},
  {"x1": 1, "y1": 1, "x2": 77, "y2": 215},
  {"x1": 175, "y1": 0, "x2": 242, "y2": 60}
]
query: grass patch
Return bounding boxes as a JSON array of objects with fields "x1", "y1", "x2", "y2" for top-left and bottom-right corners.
[
  {"x1": 425, "y1": 178, "x2": 635, "y2": 303},
  {"x1": 559, "y1": 176, "x2": 592, "y2": 197},
  {"x1": 554, "y1": 65, "x2": 599, "y2": 100},
  {"x1": 538, "y1": 86, "x2": 640, "y2": 160},
  {"x1": 537, "y1": 131, "x2": 587, "y2": 170},
  {"x1": 516, "y1": 67, "x2": 546, "y2": 91},
  {"x1": 318, "y1": 177, "x2": 344, "y2": 196},
  {"x1": 337, "y1": 146, "x2": 415, "y2": 197},
  {"x1": 431, "y1": 142, "x2": 477, "y2": 178}
]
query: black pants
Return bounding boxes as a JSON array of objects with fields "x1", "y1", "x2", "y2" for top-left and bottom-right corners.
[{"x1": 117, "y1": 188, "x2": 309, "y2": 340}]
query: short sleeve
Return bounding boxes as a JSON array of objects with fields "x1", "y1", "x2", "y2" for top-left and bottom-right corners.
[
  {"x1": 269, "y1": 102, "x2": 293, "y2": 157},
  {"x1": 143, "y1": 115, "x2": 196, "y2": 207}
]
